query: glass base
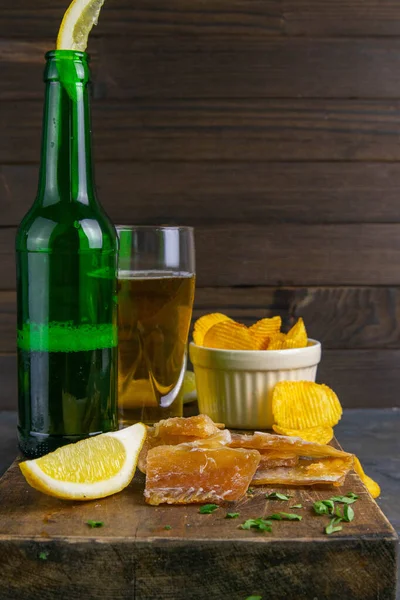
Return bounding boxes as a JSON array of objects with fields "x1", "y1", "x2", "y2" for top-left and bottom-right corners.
[{"x1": 118, "y1": 401, "x2": 183, "y2": 427}]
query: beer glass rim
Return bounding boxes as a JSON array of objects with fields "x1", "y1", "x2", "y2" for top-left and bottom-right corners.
[{"x1": 115, "y1": 225, "x2": 194, "y2": 233}]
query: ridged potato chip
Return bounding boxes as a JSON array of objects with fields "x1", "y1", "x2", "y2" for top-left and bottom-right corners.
[
  {"x1": 193, "y1": 313, "x2": 232, "y2": 346},
  {"x1": 203, "y1": 321, "x2": 255, "y2": 350},
  {"x1": 267, "y1": 333, "x2": 298, "y2": 350},
  {"x1": 272, "y1": 381, "x2": 342, "y2": 429},
  {"x1": 250, "y1": 316, "x2": 281, "y2": 350},
  {"x1": 272, "y1": 424, "x2": 334, "y2": 445},
  {"x1": 286, "y1": 317, "x2": 308, "y2": 348},
  {"x1": 353, "y1": 456, "x2": 381, "y2": 499}
]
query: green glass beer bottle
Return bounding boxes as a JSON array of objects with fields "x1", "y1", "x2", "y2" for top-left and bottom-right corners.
[{"x1": 16, "y1": 50, "x2": 118, "y2": 458}]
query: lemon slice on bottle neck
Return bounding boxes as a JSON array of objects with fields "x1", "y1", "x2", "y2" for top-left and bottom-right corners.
[
  {"x1": 19, "y1": 423, "x2": 147, "y2": 501},
  {"x1": 56, "y1": 0, "x2": 106, "y2": 51}
]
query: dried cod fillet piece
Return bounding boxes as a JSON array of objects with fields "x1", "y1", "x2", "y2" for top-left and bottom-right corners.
[
  {"x1": 144, "y1": 443, "x2": 260, "y2": 505},
  {"x1": 154, "y1": 414, "x2": 221, "y2": 439},
  {"x1": 258, "y1": 451, "x2": 298, "y2": 469},
  {"x1": 252, "y1": 456, "x2": 354, "y2": 487},
  {"x1": 138, "y1": 416, "x2": 230, "y2": 474},
  {"x1": 230, "y1": 431, "x2": 348, "y2": 459},
  {"x1": 230, "y1": 431, "x2": 353, "y2": 487}
]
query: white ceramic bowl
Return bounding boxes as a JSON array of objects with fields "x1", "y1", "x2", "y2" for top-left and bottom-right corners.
[{"x1": 189, "y1": 339, "x2": 321, "y2": 429}]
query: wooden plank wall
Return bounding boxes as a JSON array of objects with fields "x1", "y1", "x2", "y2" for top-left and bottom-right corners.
[{"x1": 1, "y1": 0, "x2": 400, "y2": 409}]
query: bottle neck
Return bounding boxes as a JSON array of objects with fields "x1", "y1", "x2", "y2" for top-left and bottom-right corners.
[{"x1": 37, "y1": 51, "x2": 97, "y2": 207}]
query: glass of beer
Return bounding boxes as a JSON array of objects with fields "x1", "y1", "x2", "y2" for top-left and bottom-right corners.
[{"x1": 116, "y1": 226, "x2": 195, "y2": 426}]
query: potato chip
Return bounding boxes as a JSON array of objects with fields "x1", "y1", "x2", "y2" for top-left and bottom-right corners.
[
  {"x1": 254, "y1": 336, "x2": 270, "y2": 350},
  {"x1": 272, "y1": 380, "x2": 342, "y2": 429},
  {"x1": 267, "y1": 332, "x2": 298, "y2": 350},
  {"x1": 272, "y1": 424, "x2": 334, "y2": 445},
  {"x1": 193, "y1": 313, "x2": 233, "y2": 346},
  {"x1": 286, "y1": 317, "x2": 308, "y2": 348},
  {"x1": 203, "y1": 321, "x2": 255, "y2": 350},
  {"x1": 250, "y1": 316, "x2": 281, "y2": 350},
  {"x1": 353, "y1": 456, "x2": 381, "y2": 499}
]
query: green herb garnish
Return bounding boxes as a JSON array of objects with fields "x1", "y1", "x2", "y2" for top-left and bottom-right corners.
[
  {"x1": 245, "y1": 596, "x2": 262, "y2": 600},
  {"x1": 164, "y1": 525, "x2": 172, "y2": 530},
  {"x1": 290, "y1": 504, "x2": 303, "y2": 509},
  {"x1": 265, "y1": 492, "x2": 291, "y2": 501},
  {"x1": 330, "y1": 494, "x2": 358, "y2": 505},
  {"x1": 86, "y1": 520, "x2": 104, "y2": 528},
  {"x1": 335, "y1": 505, "x2": 354, "y2": 523},
  {"x1": 241, "y1": 518, "x2": 272, "y2": 532},
  {"x1": 266, "y1": 512, "x2": 302, "y2": 521},
  {"x1": 343, "y1": 505, "x2": 355, "y2": 522},
  {"x1": 199, "y1": 504, "x2": 219, "y2": 514},
  {"x1": 313, "y1": 500, "x2": 334, "y2": 515},
  {"x1": 314, "y1": 492, "x2": 358, "y2": 534},
  {"x1": 247, "y1": 488, "x2": 255, "y2": 495},
  {"x1": 225, "y1": 512, "x2": 240, "y2": 519},
  {"x1": 38, "y1": 551, "x2": 49, "y2": 561},
  {"x1": 325, "y1": 517, "x2": 343, "y2": 535}
]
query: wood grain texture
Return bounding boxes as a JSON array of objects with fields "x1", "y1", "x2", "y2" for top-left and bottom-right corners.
[
  {"x1": 0, "y1": 357, "x2": 17, "y2": 411},
  {"x1": 0, "y1": 459, "x2": 397, "y2": 600},
  {"x1": 5, "y1": 99, "x2": 400, "y2": 163},
  {"x1": 318, "y1": 351, "x2": 400, "y2": 409},
  {"x1": 3, "y1": 0, "x2": 400, "y2": 415},
  {"x1": 4, "y1": 162, "x2": 400, "y2": 227},
  {"x1": 4, "y1": 38, "x2": 400, "y2": 100},
  {"x1": 4, "y1": 287, "x2": 400, "y2": 352},
  {"x1": 5, "y1": 225, "x2": 400, "y2": 290},
  {"x1": 194, "y1": 286, "x2": 400, "y2": 349},
  {"x1": 3, "y1": 0, "x2": 400, "y2": 38},
  {"x1": 2, "y1": 350, "x2": 400, "y2": 411}
]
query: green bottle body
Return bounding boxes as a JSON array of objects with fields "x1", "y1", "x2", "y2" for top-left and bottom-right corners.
[{"x1": 16, "y1": 51, "x2": 118, "y2": 458}]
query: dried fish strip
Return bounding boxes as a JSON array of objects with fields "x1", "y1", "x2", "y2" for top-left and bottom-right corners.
[
  {"x1": 252, "y1": 456, "x2": 354, "y2": 487},
  {"x1": 138, "y1": 415, "x2": 229, "y2": 473},
  {"x1": 258, "y1": 451, "x2": 298, "y2": 469},
  {"x1": 230, "y1": 431, "x2": 349, "y2": 459},
  {"x1": 154, "y1": 414, "x2": 221, "y2": 439},
  {"x1": 144, "y1": 443, "x2": 260, "y2": 505}
]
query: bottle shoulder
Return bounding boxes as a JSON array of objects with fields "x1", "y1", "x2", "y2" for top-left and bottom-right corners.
[{"x1": 16, "y1": 202, "x2": 117, "y2": 253}]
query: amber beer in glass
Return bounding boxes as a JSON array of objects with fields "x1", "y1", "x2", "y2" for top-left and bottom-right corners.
[{"x1": 117, "y1": 226, "x2": 195, "y2": 425}]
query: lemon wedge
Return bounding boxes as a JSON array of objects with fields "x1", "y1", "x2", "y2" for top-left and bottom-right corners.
[
  {"x1": 19, "y1": 423, "x2": 147, "y2": 501},
  {"x1": 56, "y1": 0, "x2": 106, "y2": 51}
]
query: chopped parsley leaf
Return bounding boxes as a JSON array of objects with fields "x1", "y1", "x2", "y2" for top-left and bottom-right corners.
[
  {"x1": 325, "y1": 518, "x2": 343, "y2": 535},
  {"x1": 266, "y1": 512, "x2": 302, "y2": 521},
  {"x1": 313, "y1": 500, "x2": 334, "y2": 515},
  {"x1": 199, "y1": 504, "x2": 219, "y2": 514},
  {"x1": 86, "y1": 520, "x2": 104, "y2": 528},
  {"x1": 241, "y1": 518, "x2": 272, "y2": 532},
  {"x1": 265, "y1": 492, "x2": 291, "y2": 501}
]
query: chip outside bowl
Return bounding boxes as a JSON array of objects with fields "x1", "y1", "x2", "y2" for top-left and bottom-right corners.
[{"x1": 189, "y1": 340, "x2": 321, "y2": 429}]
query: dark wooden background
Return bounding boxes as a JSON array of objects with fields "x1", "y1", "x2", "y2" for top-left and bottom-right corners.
[{"x1": 2, "y1": 0, "x2": 400, "y2": 410}]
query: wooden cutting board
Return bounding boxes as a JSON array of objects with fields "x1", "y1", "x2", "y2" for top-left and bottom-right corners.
[{"x1": 0, "y1": 454, "x2": 397, "y2": 600}]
